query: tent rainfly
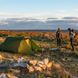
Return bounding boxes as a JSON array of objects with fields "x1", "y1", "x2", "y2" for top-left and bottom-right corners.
[{"x1": 0, "y1": 37, "x2": 41, "y2": 54}]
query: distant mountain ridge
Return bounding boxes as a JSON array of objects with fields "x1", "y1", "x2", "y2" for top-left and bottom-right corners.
[{"x1": 0, "y1": 17, "x2": 78, "y2": 30}]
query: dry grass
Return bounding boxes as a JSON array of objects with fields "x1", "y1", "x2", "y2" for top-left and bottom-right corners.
[{"x1": 0, "y1": 30, "x2": 78, "y2": 78}]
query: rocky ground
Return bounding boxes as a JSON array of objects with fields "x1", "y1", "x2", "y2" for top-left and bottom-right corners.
[
  {"x1": 0, "y1": 50, "x2": 78, "y2": 78},
  {"x1": 0, "y1": 30, "x2": 78, "y2": 78}
]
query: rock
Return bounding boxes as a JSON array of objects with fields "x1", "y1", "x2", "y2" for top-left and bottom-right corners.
[
  {"x1": 46, "y1": 62, "x2": 53, "y2": 70},
  {"x1": 29, "y1": 60, "x2": 38, "y2": 66},
  {"x1": 7, "y1": 73, "x2": 18, "y2": 78},
  {"x1": 38, "y1": 61, "x2": 44, "y2": 65},
  {"x1": 0, "y1": 55, "x2": 5, "y2": 60},
  {"x1": 27, "y1": 65, "x2": 35, "y2": 73},
  {"x1": 0, "y1": 73, "x2": 7, "y2": 78},
  {"x1": 49, "y1": 48, "x2": 59, "y2": 51},
  {"x1": 34, "y1": 66, "x2": 42, "y2": 72},
  {"x1": 0, "y1": 62, "x2": 9, "y2": 68},
  {"x1": 72, "y1": 76, "x2": 78, "y2": 78},
  {"x1": 62, "y1": 58, "x2": 66, "y2": 62},
  {"x1": 9, "y1": 69, "x2": 20, "y2": 74},
  {"x1": 53, "y1": 63, "x2": 62, "y2": 70},
  {"x1": 43, "y1": 58, "x2": 49, "y2": 65},
  {"x1": 17, "y1": 57, "x2": 27, "y2": 67},
  {"x1": 38, "y1": 64, "x2": 46, "y2": 70}
]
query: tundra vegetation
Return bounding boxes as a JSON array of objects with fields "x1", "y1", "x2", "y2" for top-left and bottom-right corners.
[{"x1": 0, "y1": 30, "x2": 78, "y2": 78}]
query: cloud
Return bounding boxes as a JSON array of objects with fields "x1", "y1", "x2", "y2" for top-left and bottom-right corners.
[
  {"x1": 73, "y1": 8, "x2": 78, "y2": 12},
  {"x1": 0, "y1": 9, "x2": 78, "y2": 19}
]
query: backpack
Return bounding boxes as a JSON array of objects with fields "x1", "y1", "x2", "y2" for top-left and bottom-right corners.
[
  {"x1": 56, "y1": 31, "x2": 61, "y2": 39},
  {"x1": 70, "y1": 32, "x2": 75, "y2": 39}
]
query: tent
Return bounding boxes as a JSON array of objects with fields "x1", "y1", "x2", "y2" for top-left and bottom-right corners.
[
  {"x1": 75, "y1": 51, "x2": 78, "y2": 56},
  {"x1": 0, "y1": 37, "x2": 41, "y2": 54}
]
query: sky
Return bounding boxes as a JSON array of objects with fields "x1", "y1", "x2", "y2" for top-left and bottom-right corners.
[{"x1": 0, "y1": 0, "x2": 78, "y2": 18}]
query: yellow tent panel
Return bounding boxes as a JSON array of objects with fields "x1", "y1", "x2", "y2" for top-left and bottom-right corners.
[{"x1": 0, "y1": 37, "x2": 41, "y2": 55}]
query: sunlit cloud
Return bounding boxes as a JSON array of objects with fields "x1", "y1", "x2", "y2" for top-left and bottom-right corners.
[{"x1": 0, "y1": 9, "x2": 78, "y2": 19}]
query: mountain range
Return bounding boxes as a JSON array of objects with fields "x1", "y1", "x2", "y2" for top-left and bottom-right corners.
[{"x1": 0, "y1": 17, "x2": 78, "y2": 30}]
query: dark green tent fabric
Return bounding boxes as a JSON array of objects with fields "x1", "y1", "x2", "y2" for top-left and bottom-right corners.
[
  {"x1": 75, "y1": 51, "x2": 78, "y2": 56},
  {"x1": 0, "y1": 37, "x2": 41, "y2": 54}
]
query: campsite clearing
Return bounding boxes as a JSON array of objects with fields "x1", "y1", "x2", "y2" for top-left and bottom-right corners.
[{"x1": 0, "y1": 30, "x2": 78, "y2": 78}]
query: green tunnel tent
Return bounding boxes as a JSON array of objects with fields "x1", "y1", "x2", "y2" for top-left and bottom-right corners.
[{"x1": 0, "y1": 37, "x2": 41, "y2": 54}]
